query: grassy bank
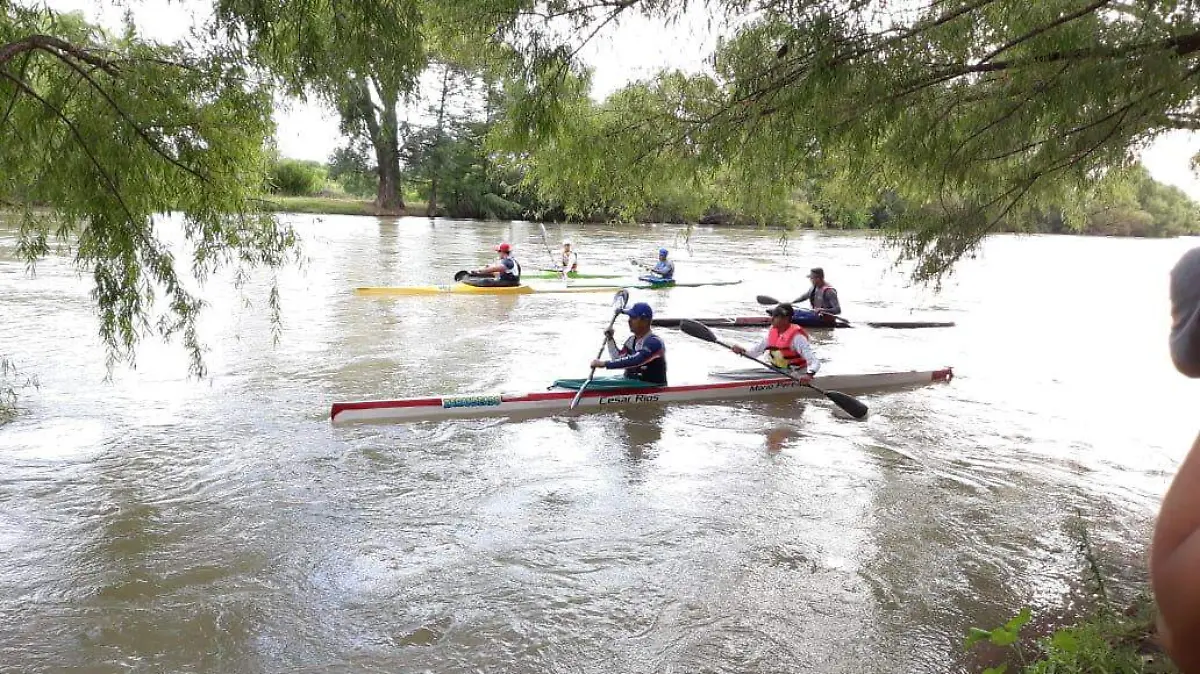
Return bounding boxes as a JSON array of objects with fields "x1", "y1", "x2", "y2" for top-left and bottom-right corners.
[{"x1": 267, "y1": 196, "x2": 429, "y2": 217}]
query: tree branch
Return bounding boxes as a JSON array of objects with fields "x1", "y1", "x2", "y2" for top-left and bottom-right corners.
[
  {"x1": 0, "y1": 50, "x2": 33, "y2": 132},
  {"x1": 0, "y1": 34, "x2": 119, "y2": 72},
  {"x1": 976, "y1": 0, "x2": 1115, "y2": 65},
  {"x1": 2, "y1": 35, "x2": 211, "y2": 183},
  {"x1": 0, "y1": 68, "x2": 141, "y2": 239},
  {"x1": 34, "y1": 45, "x2": 210, "y2": 184}
]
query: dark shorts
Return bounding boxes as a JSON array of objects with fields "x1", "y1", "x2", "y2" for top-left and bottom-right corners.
[{"x1": 462, "y1": 275, "x2": 520, "y2": 288}]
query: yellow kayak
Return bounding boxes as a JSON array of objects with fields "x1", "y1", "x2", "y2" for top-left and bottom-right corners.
[{"x1": 354, "y1": 282, "x2": 627, "y2": 296}]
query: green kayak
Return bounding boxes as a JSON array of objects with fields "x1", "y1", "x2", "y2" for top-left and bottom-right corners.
[
  {"x1": 526, "y1": 270, "x2": 626, "y2": 280},
  {"x1": 552, "y1": 377, "x2": 660, "y2": 390}
]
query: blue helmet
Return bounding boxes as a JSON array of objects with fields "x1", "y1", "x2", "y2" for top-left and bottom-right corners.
[{"x1": 658, "y1": 248, "x2": 668, "y2": 257}]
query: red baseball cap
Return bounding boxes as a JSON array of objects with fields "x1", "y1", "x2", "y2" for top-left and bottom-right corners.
[{"x1": 495, "y1": 242, "x2": 512, "y2": 253}]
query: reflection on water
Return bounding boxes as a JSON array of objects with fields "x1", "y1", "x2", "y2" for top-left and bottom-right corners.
[{"x1": 0, "y1": 216, "x2": 1197, "y2": 673}]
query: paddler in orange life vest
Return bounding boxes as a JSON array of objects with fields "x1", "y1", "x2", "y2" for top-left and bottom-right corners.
[{"x1": 731, "y1": 303, "x2": 821, "y2": 380}]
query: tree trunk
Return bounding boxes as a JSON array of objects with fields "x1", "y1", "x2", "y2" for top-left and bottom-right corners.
[
  {"x1": 373, "y1": 95, "x2": 404, "y2": 213},
  {"x1": 428, "y1": 64, "x2": 452, "y2": 218},
  {"x1": 348, "y1": 75, "x2": 404, "y2": 214}
]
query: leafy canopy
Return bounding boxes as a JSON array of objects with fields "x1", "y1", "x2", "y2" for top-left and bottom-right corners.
[
  {"x1": 497, "y1": 0, "x2": 1200, "y2": 279},
  {"x1": 1, "y1": 2, "x2": 296, "y2": 375}
]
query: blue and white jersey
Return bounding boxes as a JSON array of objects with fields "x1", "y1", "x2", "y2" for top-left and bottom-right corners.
[
  {"x1": 651, "y1": 260, "x2": 675, "y2": 279},
  {"x1": 500, "y1": 256, "x2": 521, "y2": 281},
  {"x1": 605, "y1": 332, "x2": 667, "y2": 384}
]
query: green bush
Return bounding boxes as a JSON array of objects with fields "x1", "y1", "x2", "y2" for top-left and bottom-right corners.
[{"x1": 269, "y1": 159, "x2": 327, "y2": 196}]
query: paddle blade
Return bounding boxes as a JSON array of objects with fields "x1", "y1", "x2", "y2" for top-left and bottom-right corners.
[
  {"x1": 756, "y1": 295, "x2": 780, "y2": 305},
  {"x1": 453, "y1": 270, "x2": 469, "y2": 282},
  {"x1": 678, "y1": 319, "x2": 718, "y2": 343},
  {"x1": 825, "y1": 389, "x2": 869, "y2": 420},
  {"x1": 612, "y1": 289, "x2": 630, "y2": 311}
]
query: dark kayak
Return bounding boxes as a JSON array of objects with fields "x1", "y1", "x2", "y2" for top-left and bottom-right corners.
[{"x1": 651, "y1": 316, "x2": 956, "y2": 329}]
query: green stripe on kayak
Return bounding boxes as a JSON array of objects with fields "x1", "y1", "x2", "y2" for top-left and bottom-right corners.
[
  {"x1": 552, "y1": 377, "x2": 660, "y2": 390},
  {"x1": 526, "y1": 271, "x2": 626, "y2": 280}
]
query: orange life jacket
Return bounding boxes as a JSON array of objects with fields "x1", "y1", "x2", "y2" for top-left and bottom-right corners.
[{"x1": 767, "y1": 323, "x2": 809, "y2": 369}]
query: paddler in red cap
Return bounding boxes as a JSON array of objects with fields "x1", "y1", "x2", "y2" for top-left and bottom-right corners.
[{"x1": 466, "y1": 242, "x2": 522, "y2": 287}]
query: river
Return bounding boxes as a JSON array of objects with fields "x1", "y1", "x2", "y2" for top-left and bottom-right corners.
[{"x1": 1, "y1": 215, "x2": 1197, "y2": 673}]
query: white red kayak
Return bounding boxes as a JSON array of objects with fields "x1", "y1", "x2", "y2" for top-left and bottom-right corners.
[
  {"x1": 330, "y1": 368, "x2": 954, "y2": 425},
  {"x1": 651, "y1": 316, "x2": 956, "y2": 329}
]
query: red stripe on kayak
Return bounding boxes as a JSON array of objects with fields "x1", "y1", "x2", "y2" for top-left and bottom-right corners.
[{"x1": 330, "y1": 369, "x2": 955, "y2": 421}]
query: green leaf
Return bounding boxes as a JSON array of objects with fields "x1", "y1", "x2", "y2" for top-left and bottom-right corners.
[
  {"x1": 1005, "y1": 607, "x2": 1033, "y2": 633},
  {"x1": 965, "y1": 627, "x2": 996, "y2": 650},
  {"x1": 1049, "y1": 630, "x2": 1079, "y2": 653},
  {"x1": 990, "y1": 627, "x2": 1019, "y2": 647},
  {"x1": 982, "y1": 665, "x2": 1008, "y2": 674}
]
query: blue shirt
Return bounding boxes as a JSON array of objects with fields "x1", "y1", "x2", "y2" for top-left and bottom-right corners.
[{"x1": 652, "y1": 260, "x2": 675, "y2": 279}]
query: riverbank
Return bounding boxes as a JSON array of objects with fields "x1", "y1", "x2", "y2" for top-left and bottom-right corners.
[
  {"x1": 267, "y1": 195, "x2": 430, "y2": 217},
  {"x1": 963, "y1": 594, "x2": 1176, "y2": 673},
  {"x1": 265, "y1": 196, "x2": 1200, "y2": 239}
]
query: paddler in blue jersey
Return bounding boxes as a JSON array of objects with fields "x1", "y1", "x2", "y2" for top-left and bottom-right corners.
[
  {"x1": 590, "y1": 302, "x2": 668, "y2": 384},
  {"x1": 636, "y1": 248, "x2": 675, "y2": 282},
  {"x1": 733, "y1": 303, "x2": 820, "y2": 380},
  {"x1": 466, "y1": 242, "x2": 521, "y2": 287}
]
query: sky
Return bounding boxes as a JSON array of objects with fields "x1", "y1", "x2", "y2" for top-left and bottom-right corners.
[{"x1": 31, "y1": 0, "x2": 1200, "y2": 200}]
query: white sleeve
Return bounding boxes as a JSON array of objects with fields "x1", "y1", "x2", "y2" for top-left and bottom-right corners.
[
  {"x1": 793, "y1": 334, "x2": 819, "y2": 374},
  {"x1": 744, "y1": 336, "x2": 769, "y2": 359},
  {"x1": 605, "y1": 336, "x2": 621, "y2": 360}
]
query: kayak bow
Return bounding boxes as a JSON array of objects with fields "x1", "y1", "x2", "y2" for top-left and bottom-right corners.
[{"x1": 330, "y1": 368, "x2": 953, "y2": 424}]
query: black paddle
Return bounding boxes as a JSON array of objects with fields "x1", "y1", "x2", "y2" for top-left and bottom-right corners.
[
  {"x1": 756, "y1": 294, "x2": 851, "y2": 327},
  {"x1": 569, "y1": 290, "x2": 631, "y2": 410},
  {"x1": 678, "y1": 318, "x2": 869, "y2": 419}
]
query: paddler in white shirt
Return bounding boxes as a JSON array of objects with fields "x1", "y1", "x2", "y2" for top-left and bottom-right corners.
[
  {"x1": 730, "y1": 303, "x2": 820, "y2": 380},
  {"x1": 560, "y1": 240, "x2": 579, "y2": 275}
]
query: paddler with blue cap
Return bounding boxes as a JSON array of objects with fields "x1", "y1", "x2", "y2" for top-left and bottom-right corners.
[
  {"x1": 590, "y1": 302, "x2": 668, "y2": 384},
  {"x1": 635, "y1": 248, "x2": 675, "y2": 282}
]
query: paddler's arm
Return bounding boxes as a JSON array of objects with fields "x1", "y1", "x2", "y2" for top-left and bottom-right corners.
[
  {"x1": 603, "y1": 330, "x2": 622, "y2": 360},
  {"x1": 793, "y1": 334, "x2": 819, "y2": 375},
  {"x1": 1154, "y1": 246, "x2": 1200, "y2": 672},
  {"x1": 1153, "y1": 433, "x2": 1200, "y2": 674},
  {"x1": 471, "y1": 262, "x2": 505, "y2": 275},
  {"x1": 594, "y1": 335, "x2": 662, "y2": 369},
  {"x1": 820, "y1": 288, "x2": 841, "y2": 315},
  {"x1": 731, "y1": 336, "x2": 769, "y2": 358}
]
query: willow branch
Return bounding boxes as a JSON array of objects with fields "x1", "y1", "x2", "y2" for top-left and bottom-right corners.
[
  {"x1": 976, "y1": 0, "x2": 1115, "y2": 65},
  {"x1": 0, "y1": 68, "x2": 140, "y2": 235}
]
